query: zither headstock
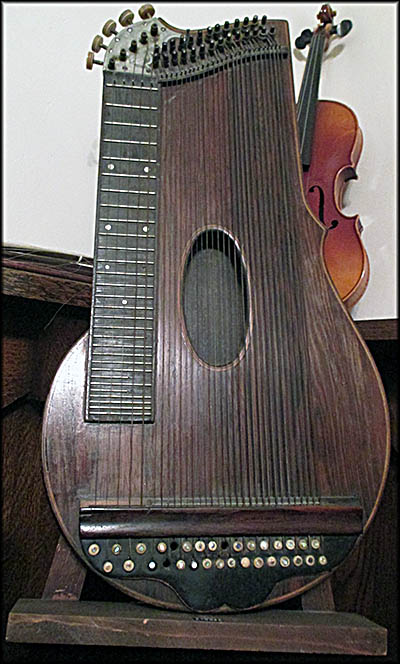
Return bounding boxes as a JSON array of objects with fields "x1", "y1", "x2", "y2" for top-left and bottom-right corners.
[{"x1": 86, "y1": 5, "x2": 278, "y2": 79}]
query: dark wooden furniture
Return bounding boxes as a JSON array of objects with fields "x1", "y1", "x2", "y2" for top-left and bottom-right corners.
[{"x1": 2, "y1": 250, "x2": 397, "y2": 662}]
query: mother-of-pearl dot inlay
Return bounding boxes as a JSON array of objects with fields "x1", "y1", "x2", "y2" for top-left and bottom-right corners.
[
  {"x1": 105, "y1": 224, "x2": 112, "y2": 230},
  {"x1": 107, "y1": 163, "x2": 115, "y2": 170},
  {"x1": 105, "y1": 265, "x2": 110, "y2": 270},
  {"x1": 144, "y1": 166, "x2": 150, "y2": 173},
  {"x1": 143, "y1": 226, "x2": 148, "y2": 232},
  {"x1": 122, "y1": 299, "x2": 128, "y2": 305}
]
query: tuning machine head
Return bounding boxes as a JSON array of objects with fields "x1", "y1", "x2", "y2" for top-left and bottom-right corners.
[
  {"x1": 86, "y1": 51, "x2": 104, "y2": 70},
  {"x1": 102, "y1": 19, "x2": 118, "y2": 38},
  {"x1": 91, "y1": 35, "x2": 107, "y2": 53},
  {"x1": 119, "y1": 9, "x2": 134, "y2": 26},
  {"x1": 138, "y1": 4, "x2": 155, "y2": 20}
]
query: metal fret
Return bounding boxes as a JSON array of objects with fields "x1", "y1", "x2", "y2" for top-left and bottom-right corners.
[
  {"x1": 95, "y1": 293, "x2": 154, "y2": 298},
  {"x1": 93, "y1": 315, "x2": 154, "y2": 320},
  {"x1": 105, "y1": 103, "x2": 158, "y2": 110},
  {"x1": 105, "y1": 121, "x2": 157, "y2": 128},
  {"x1": 93, "y1": 351, "x2": 153, "y2": 356},
  {"x1": 101, "y1": 173, "x2": 157, "y2": 178},
  {"x1": 99, "y1": 220, "x2": 155, "y2": 225},
  {"x1": 100, "y1": 189, "x2": 156, "y2": 195},
  {"x1": 90, "y1": 383, "x2": 152, "y2": 388},
  {"x1": 93, "y1": 325, "x2": 150, "y2": 330},
  {"x1": 100, "y1": 204, "x2": 156, "y2": 210},
  {"x1": 96, "y1": 282, "x2": 154, "y2": 287},
  {"x1": 96, "y1": 259, "x2": 155, "y2": 264},
  {"x1": 90, "y1": 372, "x2": 153, "y2": 377},
  {"x1": 98, "y1": 233, "x2": 155, "y2": 239},
  {"x1": 96, "y1": 245, "x2": 154, "y2": 251},
  {"x1": 105, "y1": 83, "x2": 158, "y2": 91},
  {"x1": 103, "y1": 138, "x2": 157, "y2": 145},
  {"x1": 103, "y1": 156, "x2": 157, "y2": 163}
]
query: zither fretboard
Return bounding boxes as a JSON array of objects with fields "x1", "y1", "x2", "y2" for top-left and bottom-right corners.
[{"x1": 86, "y1": 71, "x2": 160, "y2": 422}]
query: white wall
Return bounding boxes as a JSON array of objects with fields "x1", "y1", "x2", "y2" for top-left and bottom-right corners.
[{"x1": 4, "y1": 2, "x2": 397, "y2": 321}]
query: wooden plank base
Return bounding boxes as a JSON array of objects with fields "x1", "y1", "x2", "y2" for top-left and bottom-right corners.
[{"x1": 6, "y1": 598, "x2": 387, "y2": 656}]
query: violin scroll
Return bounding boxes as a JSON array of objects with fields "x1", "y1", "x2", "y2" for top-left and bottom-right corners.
[{"x1": 295, "y1": 4, "x2": 352, "y2": 51}]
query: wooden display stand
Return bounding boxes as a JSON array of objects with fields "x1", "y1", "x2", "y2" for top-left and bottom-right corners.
[{"x1": 6, "y1": 534, "x2": 387, "y2": 656}]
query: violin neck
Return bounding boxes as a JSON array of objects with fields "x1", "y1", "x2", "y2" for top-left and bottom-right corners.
[{"x1": 297, "y1": 29, "x2": 326, "y2": 169}]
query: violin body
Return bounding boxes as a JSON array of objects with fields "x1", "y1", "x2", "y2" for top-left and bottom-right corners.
[
  {"x1": 42, "y1": 12, "x2": 389, "y2": 613},
  {"x1": 303, "y1": 100, "x2": 369, "y2": 307}
]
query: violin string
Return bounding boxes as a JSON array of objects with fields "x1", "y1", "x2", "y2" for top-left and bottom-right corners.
[
  {"x1": 296, "y1": 29, "x2": 319, "y2": 121},
  {"x1": 298, "y1": 30, "x2": 325, "y2": 158}
]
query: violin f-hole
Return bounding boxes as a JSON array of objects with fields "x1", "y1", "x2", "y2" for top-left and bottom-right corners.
[{"x1": 309, "y1": 184, "x2": 325, "y2": 222}]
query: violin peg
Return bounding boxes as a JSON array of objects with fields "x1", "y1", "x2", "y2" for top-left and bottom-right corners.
[
  {"x1": 338, "y1": 19, "x2": 352, "y2": 37},
  {"x1": 295, "y1": 28, "x2": 313, "y2": 49}
]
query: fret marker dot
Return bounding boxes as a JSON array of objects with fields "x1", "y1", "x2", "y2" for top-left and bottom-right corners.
[
  {"x1": 144, "y1": 166, "x2": 150, "y2": 173},
  {"x1": 143, "y1": 226, "x2": 149, "y2": 233},
  {"x1": 122, "y1": 299, "x2": 128, "y2": 305},
  {"x1": 107, "y1": 163, "x2": 115, "y2": 170},
  {"x1": 105, "y1": 224, "x2": 112, "y2": 230},
  {"x1": 105, "y1": 265, "x2": 110, "y2": 270}
]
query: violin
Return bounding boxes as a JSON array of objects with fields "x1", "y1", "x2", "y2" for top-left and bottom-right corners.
[
  {"x1": 296, "y1": 4, "x2": 369, "y2": 308},
  {"x1": 42, "y1": 5, "x2": 389, "y2": 613}
]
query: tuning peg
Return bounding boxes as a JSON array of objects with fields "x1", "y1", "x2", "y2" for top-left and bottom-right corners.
[
  {"x1": 119, "y1": 9, "x2": 134, "y2": 26},
  {"x1": 138, "y1": 4, "x2": 155, "y2": 20},
  {"x1": 102, "y1": 19, "x2": 117, "y2": 38},
  {"x1": 295, "y1": 28, "x2": 313, "y2": 49},
  {"x1": 337, "y1": 19, "x2": 352, "y2": 37},
  {"x1": 92, "y1": 35, "x2": 106, "y2": 53},
  {"x1": 86, "y1": 52, "x2": 103, "y2": 70}
]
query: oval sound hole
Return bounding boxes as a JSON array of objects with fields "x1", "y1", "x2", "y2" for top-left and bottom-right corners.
[{"x1": 182, "y1": 229, "x2": 249, "y2": 367}]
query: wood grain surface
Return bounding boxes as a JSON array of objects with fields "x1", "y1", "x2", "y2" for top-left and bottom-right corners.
[{"x1": 6, "y1": 599, "x2": 387, "y2": 655}]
